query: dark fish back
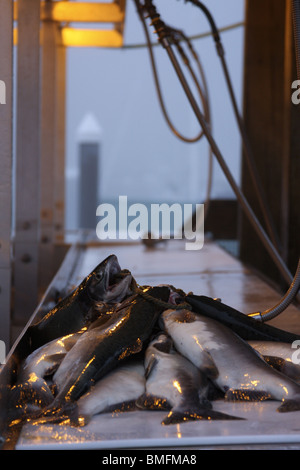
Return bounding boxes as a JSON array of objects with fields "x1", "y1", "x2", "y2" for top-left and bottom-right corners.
[
  {"x1": 56, "y1": 286, "x2": 170, "y2": 403},
  {"x1": 187, "y1": 295, "x2": 300, "y2": 343}
]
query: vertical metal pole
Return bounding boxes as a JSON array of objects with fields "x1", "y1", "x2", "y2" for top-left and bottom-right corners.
[
  {"x1": 0, "y1": 0, "x2": 13, "y2": 348},
  {"x1": 39, "y1": 18, "x2": 57, "y2": 290},
  {"x1": 14, "y1": 0, "x2": 41, "y2": 324},
  {"x1": 54, "y1": 27, "x2": 66, "y2": 244}
]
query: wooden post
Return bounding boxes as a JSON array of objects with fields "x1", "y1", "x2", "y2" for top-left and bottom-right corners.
[
  {"x1": 54, "y1": 27, "x2": 66, "y2": 245},
  {"x1": 39, "y1": 18, "x2": 58, "y2": 290},
  {"x1": 239, "y1": 0, "x2": 300, "y2": 286},
  {"x1": 14, "y1": 0, "x2": 41, "y2": 323},
  {"x1": 0, "y1": 0, "x2": 13, "y2": 347},
  {"x1": 282, "y1": 0, "x2": 300, "y2": 275}
]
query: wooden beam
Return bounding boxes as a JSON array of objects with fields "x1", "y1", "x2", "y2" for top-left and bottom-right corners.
[
  {"x1": 14, "y1": 27, "x2": 124, "y2": 48},
  {"x1": 54, "y1": 28, "x2": 66, "y2": 244},
  {"x1": 61, "y1": 28, "x2": 124, "y2": 48},
  {"x1": 0, "y1": 0, "x2": 13, "y2": 348},
  {"x1": 14, "y1": 1, "x2": 126, "y2": 23},
  {"x1": 239, "y1": 0, "x2": 300, "y2": 285},
  {"x1": 39, "y1": 20, "x2": 58, "y2": 290},
  {"x1": 14, "y1": 0, "x2": 41, "y2": 324},
  {"x1": 282, "y1": 1, "x2": 300, "y2": 274}
]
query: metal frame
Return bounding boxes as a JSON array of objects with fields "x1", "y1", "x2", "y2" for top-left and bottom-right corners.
[
  {"x1": 0, "y1": 0, "x2": 14, "y2": 348},
  {"x1": 13, "y1": 0, "x2": 41, "y2": 325},
  {"x1": 0, "y1": 1, "x2": 127, "y2": 348}
]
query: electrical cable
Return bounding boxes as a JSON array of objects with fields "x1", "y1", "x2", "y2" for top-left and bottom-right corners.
[
  {"x1": 136, "y1": 1, "x2": 214, "y2": 220},
  {"x1": 137, "y1": 0, "x2": 295, "y2": 290},
  {"x1": 122, "y1": 21, "x2": 244, "y2": 50},
  {"x1": 248, "y1": 258, "x2": 300, "y2": 322},
  {"x1": 166, "y1": 25, "x2": 214, "y2": 219},
  {"x1": 184, "y1": 0, "x2": 282, "y2": 253},
  {"x1": 138, "y1": 6, "x2": 206, "y2": 143}
]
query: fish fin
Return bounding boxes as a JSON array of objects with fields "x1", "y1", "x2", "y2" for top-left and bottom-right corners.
[
  {"x1": 277, "y1": 395, "x2": 300, "y2": 413},
  {"x1": 201, "y1": 350, "x2": 219, "y2": 380},
  {"x1": 136, "y1": 393, "x2": 171, "y2": 411},
  {"x1": 263, "y1": 355, "x2": 286, "y2": 372},
  {"x1": 32, "y1": 401, "x2": 82, "y2": 427},
  {"x1": 263, "y1": 357, "x2": 300, "y2": 385},
  {"x1": 9, "y1": 378, "x2": 54, "y2": 414},
  {"x1": 280, "y1": 362, "x2": 300, "y2": 385},
  {"x1": 161, "y1": 407, "x2": 244, "y2": 425},
  {"x1": 206, "y1": 379, "x2": 225, "y2": 401},
  {"x1": 104, "y1": 399, "x2": 138, "y2": 414},
  {"x1": 225, "y1": 388, "x2": 271, "y2": 402},
  {"x1": 145, "y1": 357, "x2": 158, "y2": 380}
]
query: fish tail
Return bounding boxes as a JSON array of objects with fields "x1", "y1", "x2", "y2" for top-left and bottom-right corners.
[
  {"x1": 161, "y1": 406, "x2": 244, "y2": 425},
  {"x1": 136, "y1": 393, "x2": 171, "y2": 411},
  {"x1": 28, "y1": 401, "x2": 83, "y2": 426},
  {"x1": 277, "y1": 395, "x2": 300, "y2": 413}
]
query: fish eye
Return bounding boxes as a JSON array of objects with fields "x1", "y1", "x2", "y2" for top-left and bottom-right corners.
[{"x1": 95, "y1": 272, "x2": 103, "y2": 281}]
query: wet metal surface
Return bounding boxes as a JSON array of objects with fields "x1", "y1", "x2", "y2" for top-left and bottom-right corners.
[{"x1": 14, "y1": 240, "x2": 300, "y2": 449}]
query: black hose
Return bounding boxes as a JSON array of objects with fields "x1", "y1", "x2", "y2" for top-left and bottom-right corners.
[
  {"x1": 248, "y1": 258, "x2": 300, "y2": 322},
  {"x1": 139, "y1": 0, "x2": 294, "y2": 288},
  {"x1": 137, "y1": 2, "x2": 206, "y2": 143},
  {"x1": 185, "y1": 0, "x2": 282, "y2": 253}
]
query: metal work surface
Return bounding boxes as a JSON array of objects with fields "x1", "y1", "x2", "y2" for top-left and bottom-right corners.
[
  {"x1": 15, "y1": 403, "x2": 300, "y2": 450},
  {"x1": 4, "y1": 239, "x2": 300, "y2": 450}
]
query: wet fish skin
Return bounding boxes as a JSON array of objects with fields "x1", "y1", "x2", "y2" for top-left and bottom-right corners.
[
  {"x1": 76, "y1": 358, "x2": 145, "y2": 424},
  {"x1": 161, "y1": 309, "x2": 300, "y2": 413},
  {"x1": 28, "y1": 255, "x2": 132, "y2": 350},
  {"x1": 9, "y1": 332, "x2": 83, "y2": 421},
  {"x1": 49, "y1": 286, "x2": 171, "y2": 408},
  {"x1": 19, "y1": 332, "x2": 83, "y2": 383},
  {"x1": 187, "y1": 294, "x2": 300, "y2": 343},
  {"x1": 9, "y1": 377, "x2": 55, "y2": 422},
  {"x1": 137, "y1": 333, "x2": 242, "y2": 425},
  {"x1": 248, "y1": 340, "x2": 300, "y2": 385}
]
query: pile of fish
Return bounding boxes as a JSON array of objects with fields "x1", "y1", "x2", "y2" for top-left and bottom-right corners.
[{"x1": 8, "y1": 255, "x2": 300, "y2": 427}]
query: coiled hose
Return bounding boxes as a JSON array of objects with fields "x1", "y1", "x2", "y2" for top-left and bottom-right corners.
[{"x1": 248, "y1": 258, "x2": 300, "y2": 322}]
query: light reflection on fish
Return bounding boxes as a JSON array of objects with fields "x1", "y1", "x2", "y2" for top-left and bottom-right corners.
[
  {"x1": 44, "y1": 286, "x2": 170, "y2": 416},
  {"x1": 136, "y1": 333, "x2": 242, "y2": 425},
  {"x1": 8, "y1": 332, "x2": 83, "y2": 421},
  {"x1": 76, "y1": 358, "x2": 145, "y2": 425},
  {"x1": 161, "y1": 309, "x2": 300, "y2": 412}
]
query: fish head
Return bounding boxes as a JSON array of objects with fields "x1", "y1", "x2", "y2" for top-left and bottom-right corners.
[
  {"x1": 87, "y1": 255, "x2": 132, "y2": 303},
  {"x1": 144, "y1": 333, "x2": 173, "y2": 378},
  {"x1": 145, "y1": 333, "x2": 174, "y2": 367},
  {"x1": 149, "y1": 333, "x2": 173, "y2": 354},
  {"x1": 159, "y1": 308, "x2": 196, "y2": 329}
]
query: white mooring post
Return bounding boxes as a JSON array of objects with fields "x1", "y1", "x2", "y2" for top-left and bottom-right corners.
[{"x1": 76, "y1": 113, "x2": 102, "y2": 231}]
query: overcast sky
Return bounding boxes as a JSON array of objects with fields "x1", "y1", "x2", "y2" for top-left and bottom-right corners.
[{"x1": 65, "y1": 0, "x2": 245, "y2": 229}]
